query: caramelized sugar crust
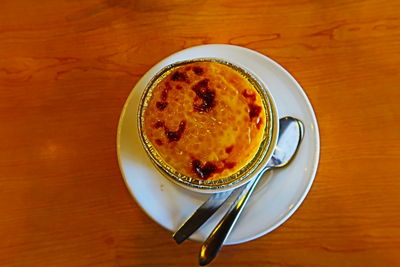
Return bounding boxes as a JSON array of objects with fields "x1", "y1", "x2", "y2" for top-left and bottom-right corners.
[{"x1": 143, "y1": 61, "x2": 266, "y2": 180}]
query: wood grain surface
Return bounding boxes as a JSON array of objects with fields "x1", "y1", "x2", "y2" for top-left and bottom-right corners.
[{"x1": 1, "y1": 0, "x2": 399, "y2": 266}]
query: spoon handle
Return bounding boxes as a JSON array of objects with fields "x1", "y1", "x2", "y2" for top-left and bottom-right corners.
[
  {"x1": 173, "y1": 189, "x2": 236, "y2": 244},
  {"x1": 198, "y1": 167, "x2": 271, "y2": 266}
]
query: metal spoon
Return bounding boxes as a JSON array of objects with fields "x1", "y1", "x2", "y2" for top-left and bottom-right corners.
[
  {"x1": 199, "y1": 117, "x2": 304, "y2": 266},
  {"x1": 173, "y1": 117, "x2": 303, "y2": 244}
]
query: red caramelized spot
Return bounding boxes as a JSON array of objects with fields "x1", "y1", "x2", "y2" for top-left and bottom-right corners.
[
  {"x1": 154, "y1": 121, "x2": 164, "y2": 129},
  {"x1": 176, "y1": 85, "x2": 182, "y2": 90},
  {"x1": 256, "y1": 117, "x2": 263, "y2": 129},
  {"x1": 164, "y1": 120, "x2": 186, "y2": 142},
  {"x1": 192, "y1": 79, "x2": 216, "y2": 112},
  {"x1": 154, "y1": 120, "x2": 186, "y2": 142},
  {"x1": 156, "y1": 101, "x2": 168, "y2": 110},
  {"x1": 224, "y1": 162, "x2": 236, "y2": 169},
  {"x1": 171, "y1": 71, "x2": 189, "y2": 83},
  {"x1": 192, "y1": 160, "x2": 217, "y2": 179},
  {"x1": 248, "y1": 103, "x2": 262, "y2": 119},
  {"x1": 193, "y1": 67, "x2": 204, "y2": 75},
  {"x1": 161, "y1": 82, "x2": 172, "y2": 101},
  {"x1": 225, "y1": 145, "x2": 234, "y2": 154},
  {"x1": 191, "y1": 159, "x2": 238, "y2": 179},
  {"x1": 184, "y1": 66, "x2": 192, "y2": 71},
  {"x1": 242, "y1": 90, "x2": 256, "y2": 102},
  {"x1": 155, "y1": 139, "x2": 163, "y2": 146}
]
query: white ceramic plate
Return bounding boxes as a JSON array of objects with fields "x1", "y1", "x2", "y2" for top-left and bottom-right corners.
[{"x1": 117, "y1": 44, "x2": 320, "y2": 244}]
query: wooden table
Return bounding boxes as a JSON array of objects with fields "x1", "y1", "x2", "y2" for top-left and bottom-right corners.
[{"x1": 1, "y1": 0, "x2": 399, "y2": 266}]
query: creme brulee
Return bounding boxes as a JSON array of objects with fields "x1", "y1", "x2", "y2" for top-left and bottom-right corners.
[{"x1": 142, "y1": 61, "x2": 267, "y2": 181}]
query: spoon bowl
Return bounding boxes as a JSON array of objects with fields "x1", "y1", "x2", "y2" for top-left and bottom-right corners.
[{"x1": 267, "y1": 117, "x2": 304, "y2": 168}]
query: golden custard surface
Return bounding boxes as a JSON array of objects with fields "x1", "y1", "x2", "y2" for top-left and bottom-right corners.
[{"x1": 143, "y1": 62, "x2": 266, "y2": 181}]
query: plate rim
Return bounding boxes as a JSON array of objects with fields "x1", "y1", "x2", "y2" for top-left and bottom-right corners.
[{"x1": 116, "y1": 44, "x2": 320, "y2": 245}]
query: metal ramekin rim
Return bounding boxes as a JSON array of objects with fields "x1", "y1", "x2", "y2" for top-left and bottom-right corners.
[{"x1": 137, "y1": 58, "x2": 278, "y2": 193}]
